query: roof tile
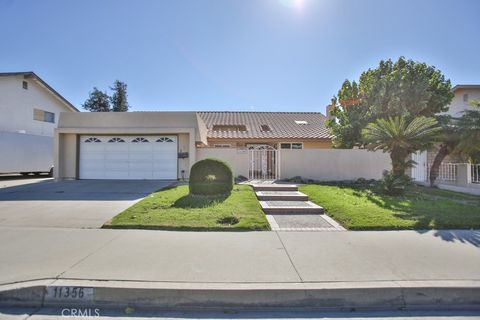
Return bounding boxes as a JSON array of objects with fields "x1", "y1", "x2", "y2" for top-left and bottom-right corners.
[{"x1": 197, "y1": 112, "x2": 331, "y2": 139}]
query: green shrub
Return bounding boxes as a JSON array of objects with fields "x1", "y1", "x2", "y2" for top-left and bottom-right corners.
[
  {"x1": 376, "y1": 170, "x2": 412, "y2": 196},
  {"x1": 189, "y1": 158, "x2": 233, "y2": 196}
]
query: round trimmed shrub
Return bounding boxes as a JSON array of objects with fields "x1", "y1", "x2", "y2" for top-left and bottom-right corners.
[{"x1": 189, "y1": 158, "x2": 234, "y2": 196}]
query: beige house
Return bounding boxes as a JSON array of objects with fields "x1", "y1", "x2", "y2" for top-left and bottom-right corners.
[{"x1": 54, "y1": 111, "x2": 333, "y2": 180}]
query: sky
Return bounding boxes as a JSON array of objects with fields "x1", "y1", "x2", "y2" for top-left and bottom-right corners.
[{"x1": 1, "y1": 0, "x2": 479, "y2": 114}]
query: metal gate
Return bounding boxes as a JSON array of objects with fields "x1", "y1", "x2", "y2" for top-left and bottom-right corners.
[{"x1": 248, "y1": 145, "x2": 279, "y2": 180}]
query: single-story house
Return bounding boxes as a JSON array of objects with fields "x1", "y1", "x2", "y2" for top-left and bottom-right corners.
[{"x1": 54, "y1": 111, "x2": 333, "y2": 180}]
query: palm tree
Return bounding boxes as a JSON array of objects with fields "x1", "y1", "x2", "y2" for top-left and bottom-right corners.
[
  {"x1": 362, "y1": 116, "x2": 441, "y2": 177},
  {"x1": 428, "y1": 115, "x2": 460, "y2": 186},
  {"x1": 429, "y1": 101, "x2": 480, "y2": 185}
]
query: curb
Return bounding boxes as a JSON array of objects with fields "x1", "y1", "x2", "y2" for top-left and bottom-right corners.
[{"x1": 1, "y1": 279, "x2": 479, "y2": 311}]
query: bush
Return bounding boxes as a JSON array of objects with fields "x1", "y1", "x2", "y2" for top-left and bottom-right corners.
[
  {"x1": 376, "y1": 170, "x2": 412, "y2": 196},
  {"x1": 189, "y1": 158, "x2": 234, "y2": 196}
]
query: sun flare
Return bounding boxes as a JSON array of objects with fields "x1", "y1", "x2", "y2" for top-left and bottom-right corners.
[{"x1": 279, "y1": 0, "x2": 305, "y2": 10}]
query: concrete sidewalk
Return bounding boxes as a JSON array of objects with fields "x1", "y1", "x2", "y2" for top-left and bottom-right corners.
[{"x1": 0, "y1": 227, "x2": 479, "y2": 285}]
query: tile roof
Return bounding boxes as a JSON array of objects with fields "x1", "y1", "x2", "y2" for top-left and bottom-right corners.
[{"x1": 197, "y1": 112, "x2": 332, "y2": 139}]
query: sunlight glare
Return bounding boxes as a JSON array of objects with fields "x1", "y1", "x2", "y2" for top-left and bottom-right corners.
[{"x1": 279, "y1": 0, "x2": 305, "y2": 10}]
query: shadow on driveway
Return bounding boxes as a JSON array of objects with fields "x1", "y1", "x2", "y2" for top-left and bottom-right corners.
[
  {"x1": 0, "y1": 179, "x2": 174, "y2": 201},
  {"x1": 0, "y1": 179, "x2": 175, "y2": 228}
]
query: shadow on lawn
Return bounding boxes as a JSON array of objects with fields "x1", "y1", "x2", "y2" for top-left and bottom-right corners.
[
  {"x1": 173, "y1": 194, "x2": 228, "y2": 209},
  {"x1": 347, "y1": 185, "x2": 480, "y2": 230}
]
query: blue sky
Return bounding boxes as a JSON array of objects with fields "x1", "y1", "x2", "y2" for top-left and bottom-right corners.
[{"x1": 1, "y1": 0, "x2": 479, "y2": 114}]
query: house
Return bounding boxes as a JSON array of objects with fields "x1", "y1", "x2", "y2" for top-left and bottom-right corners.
[
  {"x1": 0, "y1": 72, "x2": 78, "y2": 175},
  {"x1": 411, "y1": 84, "x2": 480, "y2": 194},
  {"x1": 54, "y1": 111, "x2": 334, "y2": 180},
  {"x1": 197, "y1": 112, "x2": 332, "y2": 149}
]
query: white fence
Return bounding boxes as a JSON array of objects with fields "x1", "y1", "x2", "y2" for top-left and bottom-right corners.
[
  {"x1": 434, "y1": 163, "x2": 458, "y2": 182},
  {"x1": 196, "y1": 148, "x2": 391, "y2": 181},
  {"x1": 472, "y1": 164, "x2": 480, "y2": 184}
]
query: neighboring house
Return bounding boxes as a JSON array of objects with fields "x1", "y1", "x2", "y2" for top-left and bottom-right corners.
[
  {"x1": 54, "y1": 111, "x2": 334, "y2": 180},
  {"x1": 411, "y1": 84, "x2": 480, "y2": 194},
  {"x1": 445, "y1": 85, "x2": 480, "y2": 117},
  {"x1": 0, "y1": 72, "x2": 78, "y2": 175}
]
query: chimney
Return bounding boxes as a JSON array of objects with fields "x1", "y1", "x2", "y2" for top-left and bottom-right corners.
[{"x1": 325, "y1": 104, "x2": 335, "y2": 120}]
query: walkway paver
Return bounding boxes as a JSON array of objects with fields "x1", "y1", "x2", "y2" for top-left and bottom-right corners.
[{"x1": 252, "y1": 181, "x2": 342, "y2": 230}]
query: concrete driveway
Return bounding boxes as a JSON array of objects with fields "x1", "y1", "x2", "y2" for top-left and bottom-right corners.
[{"x1": 0, "y1": 179, "x2": 174, "y2": 228}]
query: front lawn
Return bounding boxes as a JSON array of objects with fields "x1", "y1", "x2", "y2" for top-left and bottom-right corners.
[
  {"x1": 300, "y1": 184, "x2": 480, "y2": 230},
  {"x1": 104, "y1": 184, "x2": 270, "y2": 231}
]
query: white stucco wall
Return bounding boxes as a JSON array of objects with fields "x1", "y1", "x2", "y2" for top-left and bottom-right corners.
[
  {"x1": 280, "y1": 149, "x2": 391, "y2": 181},
  {"x1": 196, "y1": 148, "x2": 391, "y2": 181},
  {"x1": 196, "y1": 148, "x2": 250, "y2": 178},
  {"x1": 0, "y1": 75, "x2": 74, "y2": 137},
  {"x1": 446, "y1": 88, "x2": 480, "y2": 117}
]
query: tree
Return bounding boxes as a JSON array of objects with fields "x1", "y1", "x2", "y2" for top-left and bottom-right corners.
[
  {"x1": 82, "y1": 88, "x2": 111, "y2": 112},
  {"x1": 429, "y1": 100, "x2": 480, "y2": 185},
  {"x1": 428, "y1": 115, "x2": 460, "y2": 186},
  {"x1": 110, "y1": 80, "x2": 130, "y2": 112},
  {"x1": 327, "y1": 57, "x2": 453, "y2": 148},
  {"x1": 327, "y1": 81, "x2": 365, "y2": 148},
  {"x1": 362, "y1": 116, "x2": 441, "y2": 177}
]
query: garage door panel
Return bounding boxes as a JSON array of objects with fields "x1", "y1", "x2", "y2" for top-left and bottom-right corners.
[{"x1": 80, "y1": 135, "x2": 178, "y2": 180}]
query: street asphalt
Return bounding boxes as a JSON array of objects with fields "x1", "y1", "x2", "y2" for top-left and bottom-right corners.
[{"x1": 1, "y1": 307, "x2": 479, "y2": 319}]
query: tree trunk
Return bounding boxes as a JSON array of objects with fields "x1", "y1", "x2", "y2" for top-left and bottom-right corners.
[
  {"x1": 429, "y1": 144, "x2": 452, "y2": 187},
  {"x1": 390, "y1": 147, "x2": 409, "y2": 177}
]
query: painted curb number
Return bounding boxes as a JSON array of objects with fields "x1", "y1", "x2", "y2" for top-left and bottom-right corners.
[{"x1": 46, "y1": 286, "x2": 94, "y2": 301}]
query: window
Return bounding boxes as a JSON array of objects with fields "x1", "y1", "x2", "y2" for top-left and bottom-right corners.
[
  {"x1": 295, "y1": 120, "x2": 308, "y2": 125},
  {"x1": 132, "y1": 137, "x2": 149, "y2": 143},
  {"x1": 280, "y1": 143, "x2": 303, "y2": 150},
  {"x1": 85, "y1": 137, "x2": 102, "y2": 143},
  {"x1": 22, "y1": 81, "x2": 28, "y2": 90},
  {"x1": 463, "y1": 94, "x2": 469, "y2": 102},
  {"x1": 108, "y1": 137, "x2": 125, "y2": 143},
  {"x1": 260, "y1": 125, "x2": 271, "y2": 132},
  {"x1": 214, "y1": 144, "x2": 231, "y2": 148},
  {"x1": 156, "y1": 137, "x2": 174, "y2": 142},
  {"x1": 212, "y1": 125, "x2": 247, "y2": 132},
  {"x1": 33, "y1": 109, "x2": 55, "y2": 123}
]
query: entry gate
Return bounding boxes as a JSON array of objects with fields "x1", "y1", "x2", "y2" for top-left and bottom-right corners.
[
  {"x1": 411, "y1": 150, "x2": 428, "y2": 182},
  {"x1": 248, "y1": 145, "x2": 279, "y2": 180}
]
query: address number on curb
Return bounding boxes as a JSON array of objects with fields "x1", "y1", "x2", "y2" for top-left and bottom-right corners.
[{"x1": 46, "y1": 287, "x2": 94, "y2": 301}]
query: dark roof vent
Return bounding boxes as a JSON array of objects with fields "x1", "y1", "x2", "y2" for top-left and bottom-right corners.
[{"x1": 260, "y1": 124, "x2": 271, "y2": 132}]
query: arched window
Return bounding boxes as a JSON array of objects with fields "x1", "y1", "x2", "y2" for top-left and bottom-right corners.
[
  {"x1": 156, "y1": 137, "x2": 174, "y2": 143},
  {"x1": 108, "y1": 137, "x2": 125, "y2": 143},
  {"x1": 132, "y1": 137, "x2": 149, "y2": 143},
  {"x1": 84, "y1": 137, "x2": 102, "y2": 143}
]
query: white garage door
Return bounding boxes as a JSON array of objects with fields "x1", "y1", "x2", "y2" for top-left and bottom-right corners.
[{"x1": 79, "y1": 135, "x2": 177, "y2": 180}]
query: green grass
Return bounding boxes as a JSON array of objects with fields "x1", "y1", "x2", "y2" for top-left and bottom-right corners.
[
  {"x1": 104, "y1": 184, "x2": 270, "y2": 231},
  {"x1": 300, "y1": 184, "x2": 480, "y2": 230}
]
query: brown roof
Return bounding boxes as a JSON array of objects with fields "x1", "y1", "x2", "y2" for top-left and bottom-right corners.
[{"x1": 197, "y1": 111, "x2": 331, "y2": 139}]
